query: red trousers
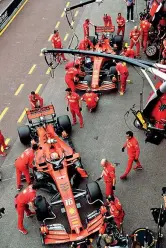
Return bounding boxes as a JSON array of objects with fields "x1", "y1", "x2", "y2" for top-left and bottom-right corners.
[
  {"x1": 70, "y1": 108, "x2": 83, "y2": 126},
  {"x1": 114, "y1": 215, "x2": 124, "y2": 229},
  {"x1": 65, "y1": 77, "x2": 76, "y2": 92},
  {"x1": 130, "y1": 40, "x2": 140, "y2": 56},
  {"x1": 16, "y1": 204, "x2": 32, "y2": 230},
  {"x1": 117, "y1": 26, "x2": 125, "y2": 39},
  {"x1": 15, "y1": 164, "x2": 31, "y2": 188},
  {"x1": 0, "y1": 136, "x2": 7, "y2": 154},
  {"x1": 141, "y1": 33, "x2": 148, "y2": 51},
  {"x1": 120, "y1": 73, "x2": 128, "y2": 93},
  {"x1": 104, "y1": 181, "x2": 114, "y2": 197},
  {"x1": 124, "y1": 156, "x2": 141, "y2": 176}
]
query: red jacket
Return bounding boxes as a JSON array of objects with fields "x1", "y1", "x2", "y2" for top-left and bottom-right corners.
[
  {"x1": 116, "y1": 62, "x2": 128, "y2": 75},
  {"x1": 101, "y1": 162, "x2": 116, "y2": 183},
  {"x1": 15, "y1": 185, "x2": 36, "y2": 206},
  {"x1": 66, "y1": 92, "x2": 80, "y2": 110},
  {"x1": 103, "y1": 15, "x2": 112, "y2": 26},
  {"x1": 15, "y1": 148, "x2": 35, "y2": 170},
  {"x1": 109, "y1": 197, "x2": 124, "y2": 219},
  {"x1": 78, "y1": 39, "x2": 93, "y2": 50},
  {"x1": 83, "y1": 21, "x2": 89, "y2": 37},
  {"x1": 51, "y1": 34, "x2": 62, "y2": 48},
  {"x1": 124, "y1": 48, "x2": 135, "y2": 58},
  {"x1": 123, "y1": 136, "x2": 140, "y2": 158},
  {"x1": 116, "y1": 16, "x2": 125, "y2": 27},
  {"x1": 81, "y1": 92, "x2": 98, "y2": 109},
  {"x1": 130, "y1": 30, "x2": 141, "y2": 42},
  {"x1": 140, "y1": 20, "x2": 151, "y2": 34},
  {"x1": 29, "y1": 93, "x2": 43, "y2": 108},
  {"x1": 0, "y1": 131, "x2": 5, "y2": 143}
]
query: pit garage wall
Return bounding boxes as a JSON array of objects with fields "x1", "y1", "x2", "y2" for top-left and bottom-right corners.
[{"x1": 0, "y1": 0, "x2": 27, "y2": 32}]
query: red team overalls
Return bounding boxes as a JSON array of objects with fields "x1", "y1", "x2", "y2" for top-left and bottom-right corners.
[
  {"x1": 108, "y1": 197, "x2": 125, "y2": 229},
  {"x1": 123, "y1": 47, "x2": 135, "y2": 58},
  {"x1": 29, "y1": 93, "x2": 43, "y2": 109},
  {"x1": 15, "y1": 185, "x2": 36, "y2": 232},
  {"x1": 122, "y1": 136, "x2": 142, "y2": 177},
  {"x1": 101, "y1": 162, "x2": 116, "y2": 197},
  {"x1": 130, "y1": 29, "x2": 141, "y2": 56},
  {"x1": 116, "y1": 16, "x2": 125, "y2": 38},
  {"x1": 116, "y1": 62, "x2": 129, "y2": 94},
  {"x1": 0, "y1": 130, "x2": 9, "y2": 156},
  {"x1": 78, "y1": 38, "x2": 93, "y2": 50},
  {"x1": 66, "y1": 92, "x2": 84, "y2": 128},
  {"x1": 15, "y1": 148, "x2": 34, "y2": 189},
  {"x1": 103, "y1": 14, "x2": 112, "y2": 27},
  {"x1": 83, "y1": 20, "x2": 90, "y2": 38},
  {"x1": 51, "y1": 33, "x2": 67, "y2": 61},
  {"x1": 140, "y1": 20, "x2": 151, "y2": 52},
  {"x1": 81, "y1": 92, "x2": 99, "y2": 111},
  {"x1": 65, "y1": 67, "x2": 80, "y2": 92}
]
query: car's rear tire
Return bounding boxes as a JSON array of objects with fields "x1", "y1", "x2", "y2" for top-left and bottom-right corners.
[
  {"x1": 113, "y1": 35, "x2": 123, "y2": 51},
  {"x1": 89, "y1": 36, "x2": 98, "y2": 46},
  {"x1": 83, "y1": 75, "x2": 92, "y2": 87},
  {"x1": 146, "y1": 45, "x2": 159, "y2": 60},
  {"x1": 86, "y1": 182, "x2": 103, "y2": 203},
  {"x1": 34, "y1": 195, "x2": 50, "y2": 222},
  {"x1": 57, "y1": 115, "x2": 72, "y2": 135},
  {"x1": 17, "y1": 125, "x2": 31, "y2": 145}
]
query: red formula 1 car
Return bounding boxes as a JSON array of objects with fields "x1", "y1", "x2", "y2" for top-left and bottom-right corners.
[
  {"x1": 76, "y1": 26, "x2": 123, "y2": 93},
  {"x1": 17, "y1": 105, "x2": 104, "y2": 245}
]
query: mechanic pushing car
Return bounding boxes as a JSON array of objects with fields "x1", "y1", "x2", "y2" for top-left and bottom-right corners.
[
  {"x1": 66, "y1": 88, "x2": 84, "y2": 128},
  {"x1": 51, "y1": 29, "x2": 68, "y2": 62},
  {"x1": 120, "y1": 131, "x2": 143, "y2": 180},
  {"x1": 140, "y1": 18, "x2": 151, "y2": 53},
  {"x1": 78, "y1": 36, "x2": 94, "y2": 50},
  {"x1": 29, "y1": 91, "x2": 43, "y2": 109},
  {"x1": 0, "y1": 129, "x2": 10, "y2": 157},
  {"x1": 103, "y1": 14, "x2": 113, "y2": 27},
  {"x1": 106, "y1": 195, "x2": 125, "y2": 230},
  {"x1": 65, "y1": 64, "x2": 86, "y2": 92},
  {"x1": 116, "y1": 62, "x2": 129, "y2": 95},
  {"x1": 15, "y1": 142, "x2": 39, "y2": 191},
  {"x1": 97, "y1": 159, "x2": 116, "y2": 197},
  {"x1": 116, "y1": 13, "x2": 126, "y2": 39},
  {"x1": 83, "y1": 19, "x2": 94, "y2": 38},
  {"x1": 129, "y1": 26, "x2": 141, "y2": 57},
  {"x1": 81, "y1": 88, "x2": 99, "y2": 112},
  {"x1": 14, "y1": 182, "x2": 41, "y2": 235},
  {"x1": 65, "y1": 57, "x2": 83, "y2": 70},
  {"x1": 121, "y1": 46, "x2": 135, "y2": 58}
]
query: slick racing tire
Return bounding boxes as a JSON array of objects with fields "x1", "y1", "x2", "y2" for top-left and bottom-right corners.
[
  {"x1": 146, "y1": 45, "x2": 159, "y2": 60},
  {"x1": 83, "y1": 74, "x2": 92, "y2": 87},
  {"x1": 89, "y1": 36, "x2": 98, "y2": 46},
  {"x1": 86, "y1": 181, "x2": 103, "y2": 204},
  {"x1": 57, "y1": 115, "x2": 72, "y2": 135},
  {"x1": 17, "y1": 125, "x2": 31, "y2": 145},
  {"x1": 34, "y1": 195, "x2": 50, "y2": 222},
  {"x1": 113, "y1": 35, "x2": 123, "y2": 50}
]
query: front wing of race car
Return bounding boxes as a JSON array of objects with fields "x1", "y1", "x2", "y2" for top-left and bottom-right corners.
[
  {"x1": 40, "y1": 212, "x2": 103, "y2": 245},
  {"x1": 76, "y1": 82, "x2": 117, "y2": 92}
]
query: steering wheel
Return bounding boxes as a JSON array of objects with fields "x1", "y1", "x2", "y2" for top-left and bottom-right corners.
[{"x1": 46, "y1": 154, "x2": 65, "y2": 170}]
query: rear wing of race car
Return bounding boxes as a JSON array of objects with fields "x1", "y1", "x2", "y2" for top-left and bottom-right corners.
[{"x1": 26, "y1": 105, "x2": 55, "y2": 121}]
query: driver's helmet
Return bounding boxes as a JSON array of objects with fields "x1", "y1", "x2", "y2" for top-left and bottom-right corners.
[
  {"x1": 50, "y1": 152, "x2": 59, "y2": 160},
  {"x1": 47, "y1": 138, "x2": 57, "y2": 144}
]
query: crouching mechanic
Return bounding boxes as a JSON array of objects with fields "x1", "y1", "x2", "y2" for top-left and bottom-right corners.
[
  {"x1": 96, "y1": 159, "x2": 116, "y2": 197},
  {"x1": 14, "y1": 182, "x2": 41, "y2": 234},
  {"x1": 15, "y1": 142, "x2": 39, "y2": 191},
  {"x1": 29, "y1": 91, "x2": 43, "y2": 109},
  {"x1": 81, "y1": 88, "x2": 99, "y2": 112}
]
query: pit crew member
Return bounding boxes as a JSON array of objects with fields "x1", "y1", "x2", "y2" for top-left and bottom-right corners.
[
  {"x1": 51, "y1": 29, "x2": 68, "y2": 62},
  {"x1": 29, "y1": 91, "x2": 43, "y2": 109},
  {"x1": 78, "y1": 36, "x2": 94, "y2": 50},
  {"x1": 14, "y1": 183, "x2": 41, "y2": 234},
  {"x1": 116, "y1": 13, "x2": 125, "y2": 39},
  {"x1": 120, "y1": 131, "x2": 142, "y2": 180},
  {"x1": 96, "y1": 159, "x2": 116, "y2": 197},
  {"x1": 103, "y1": 14, "x2": 112, "y2": 27},
  {"x1": 81, "y1": 88, "x2": 99, "y2": 112},
  {"x1": 65, "y1": 57, "x2": 83, "y2": 70},
  {"x1": 83, "y1": 19, "x2": 94, "y2": 38},
  {"x1": 116, "y1": 62, "x2": 129, "y2": 95},
  {"x1": 129, "y1": 26, "x2": 141, "y2": 57},
  {"x1": 66, "y1": 88, "x2": 84, "y2": 128},
  {"x1": 0, "y1": 130, "x2": 10, "y2": 157},
  {"x1": 121, "y1": 46, "x2": 135, "y2": 58},
  {"x1": 15, "y1": 142, "x2": 39, "y2": 191},
  {"x1": 140, "y1": 18, "x2": 151, "y2": 53}
]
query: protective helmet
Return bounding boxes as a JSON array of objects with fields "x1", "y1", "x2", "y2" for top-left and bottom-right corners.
[{"x1": 50, "y1": 152, "x2": 59, "y2": 160}]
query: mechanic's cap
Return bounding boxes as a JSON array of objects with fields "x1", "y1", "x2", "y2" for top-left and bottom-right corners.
[
  {"x1": 101, "y1": 158, "x2": 107, "y2": 166},
  {"x1": 54, "y1": 29, "x2": 58, "y2": 34},
  {"x1": 50, "y1": 152, "x2": 59, "y2": 160},
  {"x1": 65, "y1": 87, "x2": 72, "y2": 92}
]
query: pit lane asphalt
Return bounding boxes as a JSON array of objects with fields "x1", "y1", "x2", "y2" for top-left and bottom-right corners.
[{"x1": 0, "y1": 0, "x2": 166, "y2": 248}]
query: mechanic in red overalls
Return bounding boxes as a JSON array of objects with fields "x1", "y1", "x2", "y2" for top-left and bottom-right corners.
[
  {"x1": 129, "y1": 26, "x2": 141, "y2": 57},
  {"x1": 15, "y1": 183, "x2": 40, "y2": 234},
  {"x1": 140, "y1": 19, "x2": 151, "y2": 53},
  {"x1": 65, "y1": 64, "x2": 85, "y2": 92},
  {"x1": 81, "y1": 88, "x2": 99, "y2": 112},
  {"x1": 83, "y1": 19, "x2": 94, "y2": 38},
  {"x1": 65, "y1": 57, "x2": 83, "y2": 70},
  {"x1": 116, "y1": 13, "x2": 125, "y2": 39},
  {"x1": 97, "y1": 159, "x2": 116, "y2": 197},
  {"x1": 29, "y1": 91, "x2": 43, "y2": 109},
  {"x1": 78, "y1": 36, "x2": 94, "y2": 50},
  {"x1": 66, "y1": 88, "x2": 84, "y2": 128},
  {"x1": 15, "y1": 143, "x2": 38, "y2": 191},
  {"x1": 51, "y1": 29, "x2": 68, "y2": 62},
  {"x1": 121, "y1": 46, "x2": 135, "y2": 58},
  {"x1": 106, "y1": 195, "x2": 125, "y2": 230},
  {"x1": 116, "y1": 62, "x2": 129, "y2": 95},
  {"x1": 103, "y1": 14, "x2": 112, "y2": 27},
  {"x1": 120, "y1": 131, "x2": 142, "y2": 180},
  {"x1": 0, "y1": 130, "x2": 10, "y2": 157}
]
